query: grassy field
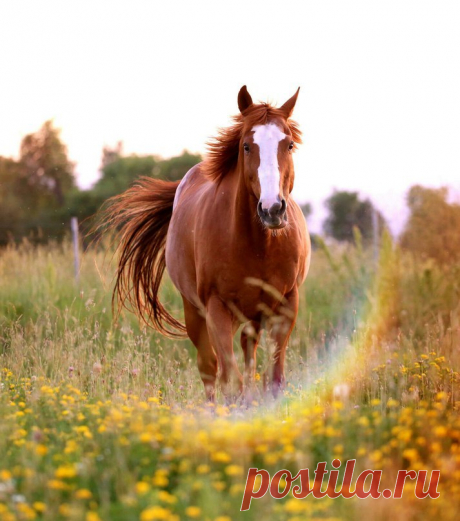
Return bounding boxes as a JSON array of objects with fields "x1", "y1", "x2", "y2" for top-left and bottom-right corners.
[{"x1": 0, "y1": 235, "x2": 459, "y2": 520}]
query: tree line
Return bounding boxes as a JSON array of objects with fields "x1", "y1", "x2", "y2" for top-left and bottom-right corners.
[
  {"x1": 1, "y1": 121, "x2": 459, "y2": 264},
  {"x1": 0, "y1": 122, "x2": 200, "y2": 244}
]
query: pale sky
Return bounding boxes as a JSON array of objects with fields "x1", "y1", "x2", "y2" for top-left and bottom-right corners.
[{"x1": 1, "y1": 1, "x2": 459, "y2": 234}]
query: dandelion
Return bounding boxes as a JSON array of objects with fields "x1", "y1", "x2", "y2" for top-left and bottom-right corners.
[
  {"x1": 140, "y1": 506, "x2": 171, "y2": 521},
  {"x1": 284, "y1": 498, "x2": 307, "y2": 513},
  {"x1": 185, "y1": 506, "x2": 201, "y2": 518},
  {"x1": 152, "y1": 474, "x2": 169, "y2": 487},
  {"x1": 403, "y1": 448, "x2": 418, "y2": 461},
  {"x1": 59, "y1": 504, "x2": 71, "y2": 517},
  {"x1": 33, "y1": 502, "x2": 46, "y2": 513},
  {"x1": 225, "y1": 465, "x2": 243, "y2": 476},
  {"x1": 86, "y1": 513, "x2": 101, "y2": 521},
  {"x1": 0, "y1": 470, "x2": 12, "y2": 481},
  {"x1": 75, "y1": 489, "x2": 93, "y2": 499},
  {"x1": 357, "y1": 416, "x2": 370, "y2": 427},
  {"x1": 211, "y1": 451, "x2": 231, "y2": 463},
  {"x1": 158, "y1": 490, "x2": 177, "y2": 504},
  {"x1": 434, "y1": 426, "x2": 448, "y2": 437},
  {"x1": 35, "y1": 444, "x2": 48, "y2": 456},
  {"x1": 55, "y1": 464, "x2": 77, "y2": 479},
  {"x1": 135, "y1": 481, "x2": 151, "y2": 495}
]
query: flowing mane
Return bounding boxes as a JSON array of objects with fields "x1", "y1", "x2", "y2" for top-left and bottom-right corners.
[{"x1": 202, "y1": 103, "x2": 302, "y2": 182}]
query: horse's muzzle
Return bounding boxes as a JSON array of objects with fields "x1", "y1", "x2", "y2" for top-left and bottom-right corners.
[{"x1": 257, "y1": 199, "x2": 287, "y2": 229}]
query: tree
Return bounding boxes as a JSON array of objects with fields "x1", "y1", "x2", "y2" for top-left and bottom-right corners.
[
  {"x1": 0, "y1": 157, "x2": 25, "y2": 243},
  {"x1": 0, "y1": 128, "x2": 202, "y2": 245},
  {"x1": 94, "y1": 148, "x2": 201, "y2": 199},
  {"x1": 400, "y1": 185, "x2": 460, "y2": 264},
  {"x1": 155, "y1": 150, "x2": 202, "y2": 182},
  {"x1": 73, "y1": 148, "x2": 203, "y2": 243},
  {"x1": 0, "y1": 122, "x2": 76, "y2": 244},
  {"x1": 324, "y1": 190, "x2": 386, "y2": 243},
  {"x1": 19, "y1": 120, "x2": 75, "y2": 209},
  {"x1": 95, "y1": 154, "x2": 159, "y2": 198}
]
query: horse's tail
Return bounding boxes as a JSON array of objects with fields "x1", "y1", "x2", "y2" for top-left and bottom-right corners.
[{"x1": 101, "y1": 177, "x2": 187, "y2": 338}]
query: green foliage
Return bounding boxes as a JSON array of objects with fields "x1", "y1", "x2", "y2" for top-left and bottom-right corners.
[
  {"x1": 95, "y1": 154, "x2": 159, "y2": 198},
  {"x1": 155, "y1": 150, "x2": 202, "y2": 182},
  {"x1": 324, "y1": 190, "x2": 386, "y2": 244},
  {"x1": 73, "y1": 147, "x2": 202, "y2": 239},
  {"x1": 95, "y1": 144, "x2": 201, "y2": 198},
  {"x1": 0, "y1": 157, "x2": 25, "y2": 242},
  {"x1": 0, "y1": 121, "x2": 76, "y2": 244},
  {"x1": 19, "y1": 120, "x2": 75, "y2": 208},
  {"x1": 400, "y1": 185, "x2": 460, "y2": 264},
  {"x1": 0, "y1": 125, "x2": 201, "y2": 245}
]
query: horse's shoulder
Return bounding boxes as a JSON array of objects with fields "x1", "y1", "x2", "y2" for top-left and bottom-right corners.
[
  {"x1": 289, "y1": 200, "x2": 308, "y2": 237},
  {"x1": 173, "y1": 162, "x2": 210, "y2": 210}
]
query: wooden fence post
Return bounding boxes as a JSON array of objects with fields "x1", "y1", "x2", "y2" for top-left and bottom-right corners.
[{"x1": 70, "y1": 217, "x2": 80, "y2": 284}]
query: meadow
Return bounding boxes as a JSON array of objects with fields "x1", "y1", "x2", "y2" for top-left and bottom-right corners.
[{"x1": 0, "y1": 234, "x2": 459, "y2": 520}]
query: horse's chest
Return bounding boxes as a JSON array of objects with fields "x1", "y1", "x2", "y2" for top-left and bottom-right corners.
[{"x1": 214, "y1": 250, "x2": 300, "y2": 317}]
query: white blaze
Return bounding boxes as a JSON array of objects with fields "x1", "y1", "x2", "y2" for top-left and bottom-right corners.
[{"x1": 252, "y1": 123, "x2": 286, "y2": 210}]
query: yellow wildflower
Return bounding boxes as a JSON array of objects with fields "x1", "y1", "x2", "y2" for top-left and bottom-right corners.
[
  {"x1": 17, "y1": 503, "x2": 37, "y2": 520},
  {"x1": 0, "y1": 470, "x2": 12, "y2": 481},
  {"x1": 59, "y1": 504, "x2": 71, "y2": 517},
  {"x1": 185, "y1": 506, "x2": 201, "y2": 518},
  {"x1": 33, "y1": 502, "x2": 46, "y2": 513},
  {"x1": 225, "y1": 465, "x2": 243, "y2": 476},
  {"x1": 212, "y1": 451, "x2": 231, "y2": 463},
  {"x1": 75, "y1": 489, "x2": 93, "y2": 499},
  {"x1": 158, "y1": 490, "x2": 177, "y2": 504},
  {"x1": 403, "y1": 448, "x2": 418, "y2": 461},
  {"x1": 55, "y1": 465, "x2": 77, "y2": 479},
  {"x1": 434, "y1": 426, "x2": 448, "y2": 438},
  {"x1": 140, "y1": 506, "x2": 171, "y2": 521},
  {"x1": 86, "y1": 513, "x2": 101, "y2": 521},
  {"x1": 35, "y1": 444, "x2": 48, "y2": 456},
  {"x1": 135, "y1": 481, "x2": 151, "y2": 495}
]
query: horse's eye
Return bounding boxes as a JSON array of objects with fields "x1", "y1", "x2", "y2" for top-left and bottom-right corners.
[
  {"x1": 288, "y1": 141, "x2": 294, "y2": 151},
  {"x1": 243, "y1": 143, "x2": 250, "y2": 153}
]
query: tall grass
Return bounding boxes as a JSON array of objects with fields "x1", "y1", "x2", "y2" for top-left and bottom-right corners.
[
  {"x1": 0, "y1": 237, "x2": 371, "y2": 404},
  {"x1": 1, "y1": 237, "x2": 459, "y2": 520}
]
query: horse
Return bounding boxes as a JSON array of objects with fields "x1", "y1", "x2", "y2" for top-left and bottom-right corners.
[{"x1": 105, "y1": 86, "x2": 311, "y2": 401}]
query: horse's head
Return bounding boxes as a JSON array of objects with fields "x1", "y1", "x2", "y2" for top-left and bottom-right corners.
[{"x1": 238, "y1": 86, "x2": 300, "y2": 230}]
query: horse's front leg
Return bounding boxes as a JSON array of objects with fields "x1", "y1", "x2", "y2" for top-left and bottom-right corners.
[
  {"x1": 269, "y1": 289, "x2": 299, "y2": 397},
  {"x1": 241, "y1": 320, "x2": 261, "y2": 402},
  {"x1": 206, "y1": 296, "x2": 243, "y2": 402}
]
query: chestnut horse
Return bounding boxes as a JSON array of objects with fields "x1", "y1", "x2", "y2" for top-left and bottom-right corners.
[{"x1": 106, "y1": 86, "x2": 310, "y2": 401}]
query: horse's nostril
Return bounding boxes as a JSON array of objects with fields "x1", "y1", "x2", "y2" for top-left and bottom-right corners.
[{"x1": 269, "y1": 199, "x2": 286, "y2": 217}]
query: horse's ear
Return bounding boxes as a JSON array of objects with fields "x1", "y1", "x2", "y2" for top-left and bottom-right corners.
[
  {"x1": 238, "y1": 85, "x2": 253, "y2": 113},
  {"x1": 279, "y1": 87, "x2": 300, "y2": 118}
]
